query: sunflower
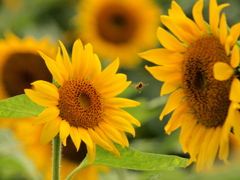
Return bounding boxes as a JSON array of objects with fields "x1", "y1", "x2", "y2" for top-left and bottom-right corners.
[
  {"x1": 73, "y1": 0, "x2": 160, "y2": 68},
  {"x1": 139, "y1": 0, "x2": 240, "y2": 172},
  {"x1": 0, "y1": 117, "x2": 108, "y2": 180},
  {"x1": 25, "y1": 39, "x2": 140, "y2": 163},
  {"x1": 0, "y1": 33, "x2": 57, "y2": 100}
]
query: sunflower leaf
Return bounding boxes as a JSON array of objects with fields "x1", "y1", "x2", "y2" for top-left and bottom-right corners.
[
  {"x1": 0, "y1": 94, "x2": 44, "y2": 118},
  {"x1": 87, "y1": 144, "x2": 188, "y2": 171}
]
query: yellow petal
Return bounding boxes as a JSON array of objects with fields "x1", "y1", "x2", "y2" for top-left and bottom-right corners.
[
  {"x1": 196, "y1": 127, "x2": 215, "y2": 172},
  {"x1": 104, "y1": 98, "x2": 140, "y2": 108},
  {"x1": 104, "y1": 115, "x2": 135, "y2": 136},
  {"x1": 93, "y1": 59, "x2": 119, "y2": 84},
  {"x1": 88, "y1": 128, "x2": 113, "y2": 151},
  {"x1": 227, "y1": 22, "x2": 240, "y2": 48},
  {"x1": 179, "y1": 115, "x2": 197, "y2": 152},
  {"x1": 157, "y1": 27, "x2": 187, "y2": 52},
  {"x1": 160, "y1": 88, "x2": 184, "y2": 120},
  {"x1": 25, "y1": 89, "x2": 58, "y2": 107},
  {"x1": 40, "y1": 117, "x2": 61, "y2": 144},
  {"x1": 70, "y1": 127, "x2": 81, "y2": 151},
  {"x1": 164, "y1": 100, "x2": 188, "y2": 134},
  {"x1": 94, "y1": 126, "x2": 120, "y2": 157},
  {"x1": 160, "y1": 76, "x2": 182, "y2": 96},
  {"x1": 78, "y1": 127, "x2": 93, "y2": 150},
  {"x1": 100, "y1": 81, "x2": 131, "y2": 98},
  {"x1": 192, "y1": 0, "x2": 208, "y2": 35},
  {"x1": 31, "y1": 80, "x2": 59, "y2": 100},
  {"x1": 58, "y1": 40, "x2": 72, "y2": 76},
  {"x1": 146, "y1": 65, "x2": 181, "y2": 82},
  {"x1": 60, "y1": 120, "x2": 70, "y2": 146},
  {"x1": 72, "y1": 39, "x2": 83, "y2": 77},
  {"x1": 230, "y1": 45, "x2": 239, "y2": 68},
  {"x1": 219, "y1": 13, "x2": 228, "y2": 45},
  {"x1": 139, "y1": 48, "x2": 184, "y2": 66},
  {"x1": 38, "y1": 51, "x2": 64, "y2": 86},
  {"x1": 206, "y1": 126, "x2": 221, "y2": 169},
  {"x1": 86, "y1": 142, "x2": 96, "y2": 163},
  {"x1": 161, "y1": 16, "x2": 193, "y2": 44},
  {"x1": 104, "y1": 107, "x2": 140, "y2": 127},
  {"x1": 98, "y1": 122, "x2": 126, "y2": 147},
  {"x1": 33, "y1": 107, "x2": 60, "y2": 125},
  {"x1": 213, "y1": 62, "x2": 233, "y2": 81},
  {"x1": 89, "y1": 54, "x2": 102, "y2": 80},
  {"x1": 230, "y1": 78, "x2": 240, "y2": 102}
]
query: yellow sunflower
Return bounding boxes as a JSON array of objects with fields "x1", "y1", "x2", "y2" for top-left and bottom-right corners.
[
  {"x1": 0, "y1": 33, "x2": 57, "y2": 99},
  {"x1": 0, "y1": 117, "x2": 108, "y2": 180},
  {"x1": 73, "y1": 0, "x2": 160, "y2": 68},
  {"x1": 25, "y1": 39, "x2": 141, "y2": 163},
  {"x1": 140, "y1": 0, "x2": 240, "y2": 172}
]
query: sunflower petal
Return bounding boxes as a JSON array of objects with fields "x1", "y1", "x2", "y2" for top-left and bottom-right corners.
[
  {"x1": 230, "y1": 45, "x2": 239, "y2": 68},
  {"x1": 157, "y1": 27, "x2": 187, "y2": 52},
  {"x1": 146, "y1": 65, "x2": 181, "y2": 82},
  {"x1": 213, "y1": 62, "x2": 233, "y2": 81},
  {"x1": 78, "y1": 127, "x2": 94, "y2": 150},
  {"x1": 160, "y1": 76, "x2": 182, "y2": 96},
  {"x1": 219, "y1": 13, "x2": 228, "y2": 45},
  {"x1": 40, "y1": 117, "x2": 61, "y2": 144},
  {"x1": 31, "y1": 80, "x2": 59, "y2": 100},
  {"x1": 70, "y1": 127, "x2": 81, "y2": 151},
  {"x1": 104, "y1": 98, "x2": 140, "y2": 108},
  {"x1": 160, "y1": 88, "x2": 184, "y2": 120},
  {"x1": 38, "y1": 51, "x2": 64, "y2": 86},
  {"x1": 230, "y1": 78, "x2": 240, "y2": 102},
  {"x1": 33, "y1": 107, "x2": 60, "y2": 125},
  {"x1": 88, "y1": 128, "x2": 113, "y2": 151},
  {"x1": 25, "y1": 89, "x2": 58, "y2": 107},
  {"x1": 192, "y1": 0, "x2": 208, "y2": 35},
  {"x1": 60, "y1": 120, "x2": 71, "y2": 146},
  {"x1": 139, "y1": 48, "x2": 184, "y2": 66}
]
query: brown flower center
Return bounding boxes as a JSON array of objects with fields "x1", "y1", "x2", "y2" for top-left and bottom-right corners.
[
  {"x1": 96, "y1": 2, "x2": 139, "y2": 44},
  {"x1": 62, "y1": 138, "x2": 87, "y2": 164},
  {"x1": 58, "y1": 78, "x2": 104, "y2": 129},
  {"x1": 2, "y1": 53, "x2": 52, "y2": 97},
  {"x1": 182, "y1": 36, "x2": 232, "y2": 128}
]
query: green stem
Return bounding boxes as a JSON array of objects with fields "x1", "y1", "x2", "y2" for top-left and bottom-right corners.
[
  {"x1": 65, "y1": 158, "x2": 89, "y2": 180},
  {"x1": 52, "y1": 134, "x2": 62, "y2": 180}
]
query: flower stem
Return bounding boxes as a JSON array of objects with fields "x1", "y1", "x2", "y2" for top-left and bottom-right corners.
[
  {"x1": 65, "y1": 158, "x2": 89, "y2": 180},
  {"x1": 52, "y1": 134, "x2": 62, "y2": 180}
]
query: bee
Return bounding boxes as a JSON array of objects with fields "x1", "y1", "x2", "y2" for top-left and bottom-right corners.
[{"x1": 133, "y1": 82, "x2": 148, "y2": 93}]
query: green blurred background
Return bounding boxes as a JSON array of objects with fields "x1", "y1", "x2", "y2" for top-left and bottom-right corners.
[{"x1": 0, "y1": 0, "x2": 240, "y2": 179}]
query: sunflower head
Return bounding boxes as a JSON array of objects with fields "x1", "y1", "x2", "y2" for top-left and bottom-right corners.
[
  {"x1": 25, "y1": 39, "x2": 141, "y2": 163},
  {"x1": 140, "y1": 0, "x2": 240, "y2": 172},
  {"x1": 73, "y1": 0, "x2": 161, "y2": 68},
  {"x1": 0, "y1": 33, "x2": 57, "y2": 99}
]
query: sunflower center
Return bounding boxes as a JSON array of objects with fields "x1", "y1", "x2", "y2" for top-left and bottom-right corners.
[
  {"x1": 2, "y1": 53, "x2": 52, "y2": 97},
  {"x1": 96, "y1": 3, "x2": 139, "y2": 44},
  {"x1": 62, "y1": 138, "x2": 87, "y2": 164},
  {"x1": 182, "y1": 36, "x2": 232, "y2": 128},
  {"x1": 58, "y1": 78, "x2": 104, "y2": 129}
]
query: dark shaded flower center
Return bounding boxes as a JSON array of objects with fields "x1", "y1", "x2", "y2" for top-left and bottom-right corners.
[
  {"x1": 58, "y1": 78, "x2": 104, "y2": 129},
  {"x1": 182, "y1": 36, "x2": 232, "y2": 128},
  {"x1": 96, "y1": 3, "x2": 139, "y2": 44},
  {"x1": 2, "y1": 53, "x2": 52, "y2": 97},
  {"x1": 62, "y1": 138, "x2": 87, "y2": 164}
]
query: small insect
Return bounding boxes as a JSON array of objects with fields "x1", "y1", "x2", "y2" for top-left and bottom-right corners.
[{"x1": 133, "y1": 82, "x2": 148, "y2": 93}]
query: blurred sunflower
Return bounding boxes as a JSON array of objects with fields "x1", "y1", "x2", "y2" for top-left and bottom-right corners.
[
  {"x1": 140, "y1": 0, "x2": 240, "y2": 172},
  {"x1": 25, "y1": 39, "x2": 141, "y2": 163},
  {"x1": 0, "y1": 118, "x2": 108, "y2": 180},
  {"x1": 73, "y1": 0, "x2": 160, "y2": 68},
  {"x1": 0, "y1": 33, "x2": 56, "y2": 100}
]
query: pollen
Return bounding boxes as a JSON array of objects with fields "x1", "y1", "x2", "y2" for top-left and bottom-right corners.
[
  {"x1": 96, "y1": 2, "x2": 139, "y2": 44},
  {"x1": 58, "y1": 78, "x2": 104, "y2": 129},
  {"x1": 182, "y1": 36, "x2": 232, "y2": 128}
]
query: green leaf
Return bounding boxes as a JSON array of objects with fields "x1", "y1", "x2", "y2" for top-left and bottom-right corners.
[
  {"x1": 0, "y1": 94, "x2": 44, "y2": 118},
  {"x1": 144, "y1": 174, "x2": 162, "y2": 180},
  {"x1": 88, "y1": 144, "x2": 188, "y2": 171}
]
